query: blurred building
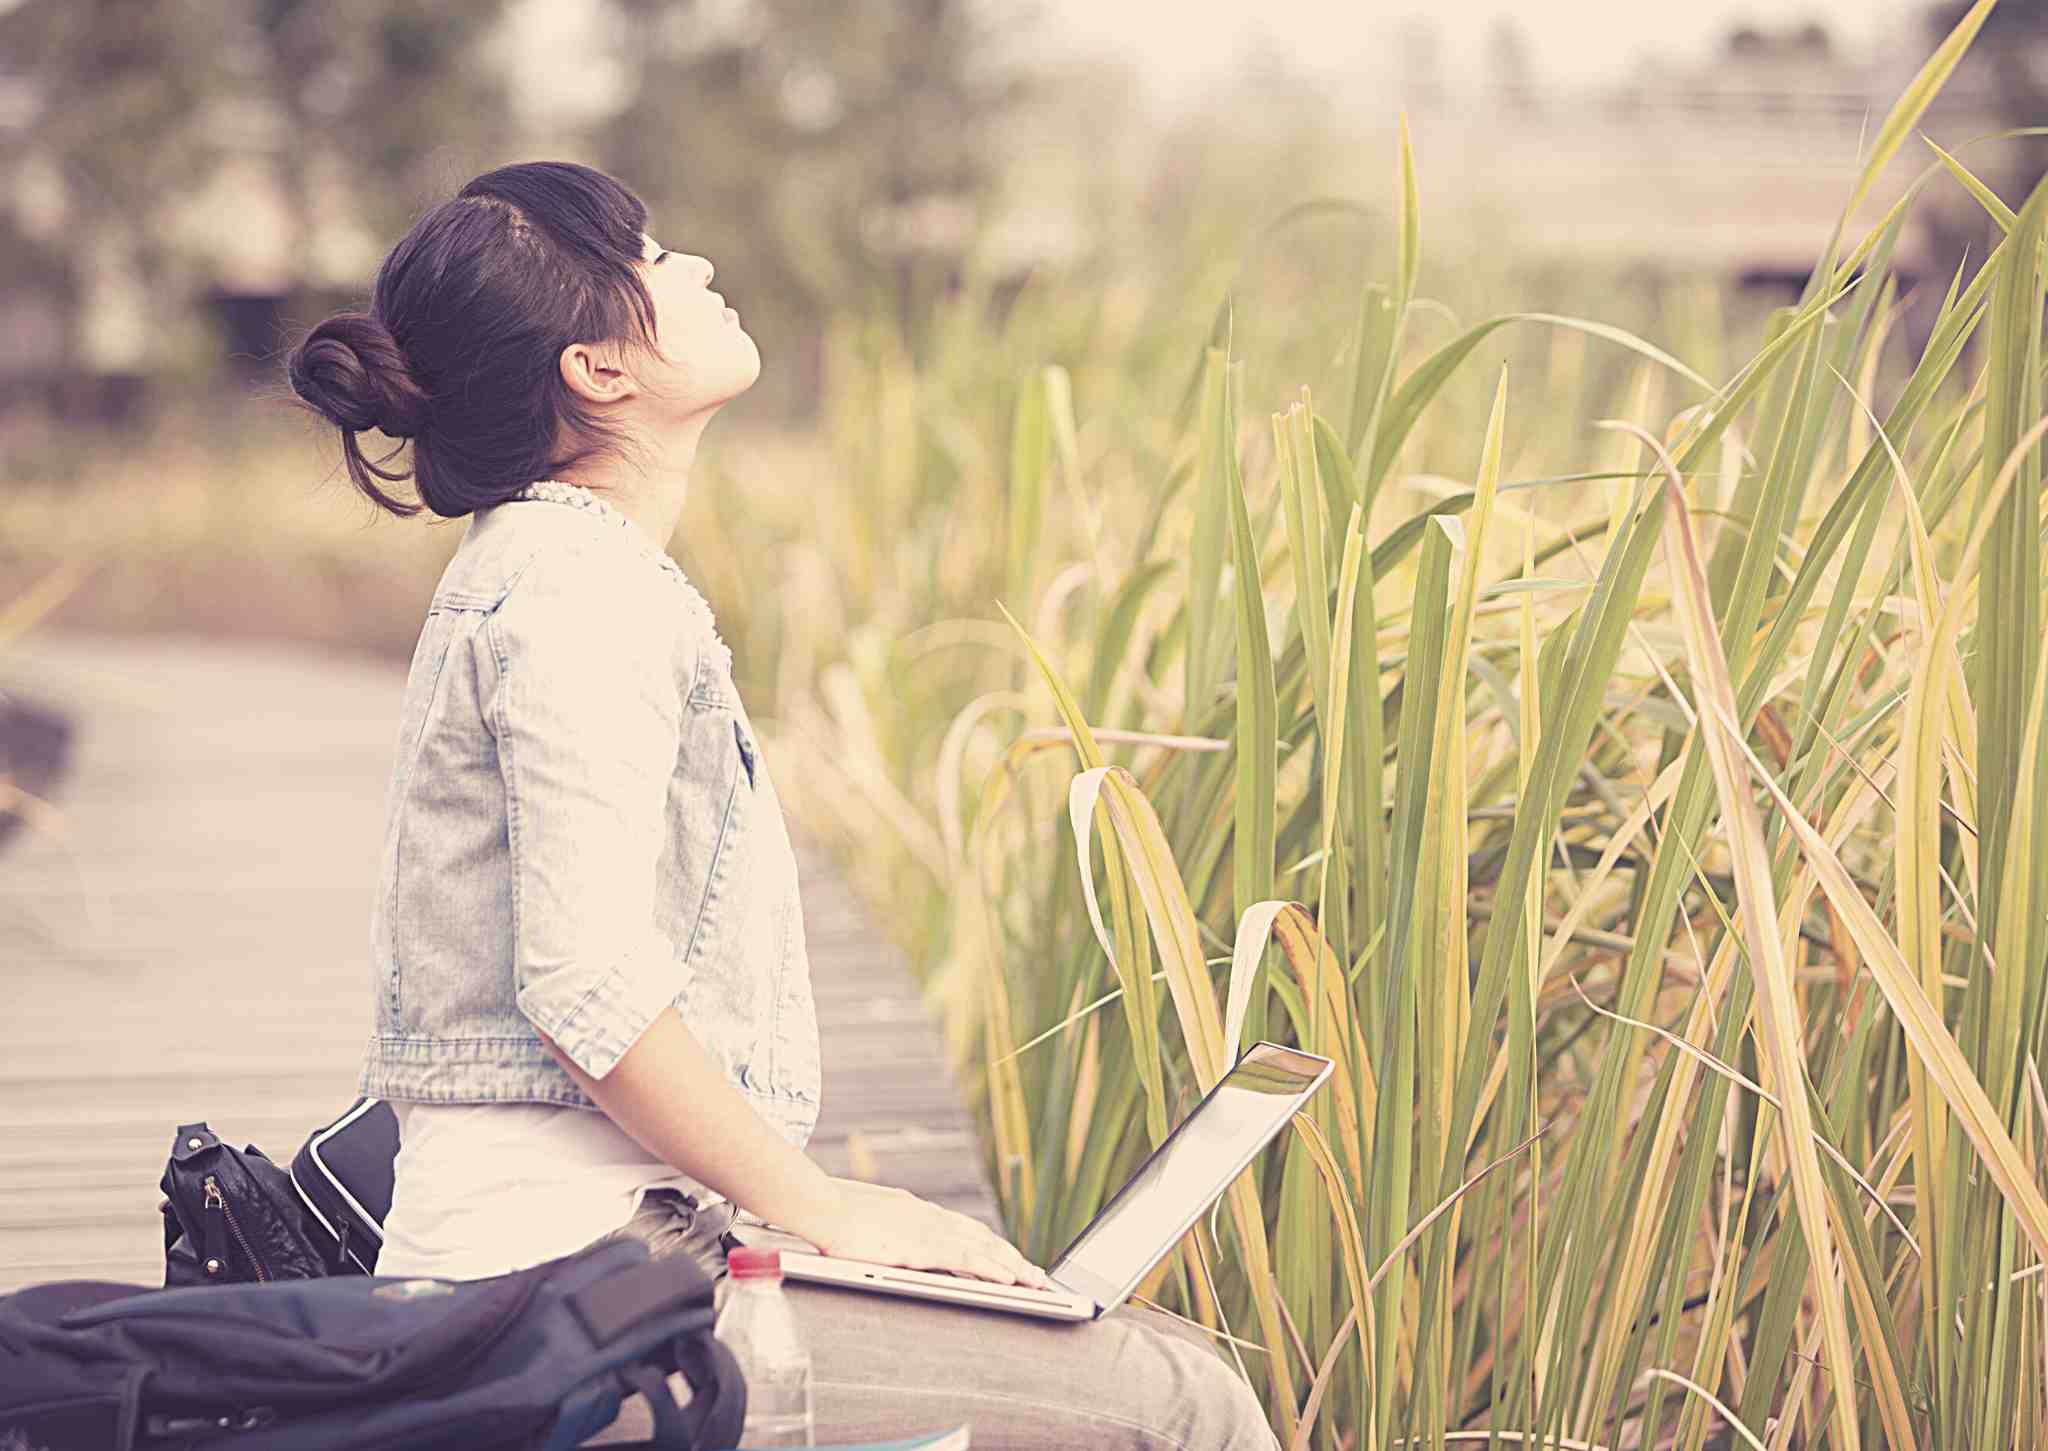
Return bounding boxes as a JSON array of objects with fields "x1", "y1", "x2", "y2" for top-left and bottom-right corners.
[{"x1": 1355, "y1": 16, "x2": 2005, "y2": 298}]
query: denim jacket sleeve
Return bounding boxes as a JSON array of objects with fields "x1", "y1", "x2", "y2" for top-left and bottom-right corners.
[{"x1": 483, "y1": 543, "x2": 695, "y2": 1081}]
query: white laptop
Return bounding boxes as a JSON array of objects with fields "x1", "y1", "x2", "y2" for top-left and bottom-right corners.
[{"x1": 737, "y1": 1042, "x2": 1333, "y2": 1322}]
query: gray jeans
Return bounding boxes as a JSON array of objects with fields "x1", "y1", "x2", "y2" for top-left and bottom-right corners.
[{"x1": 580, "y1": 1188, "x2": 1280, "y2": 1450}]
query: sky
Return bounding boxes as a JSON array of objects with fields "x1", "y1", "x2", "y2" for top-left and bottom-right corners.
[{"x1": 1021, "y1": 0, "x2": 1922, "y2": 104}]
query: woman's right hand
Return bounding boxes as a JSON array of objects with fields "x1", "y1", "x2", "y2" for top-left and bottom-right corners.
[{"x1": 795, "y1": 1176, "x2": 1056, "y2": 1290}]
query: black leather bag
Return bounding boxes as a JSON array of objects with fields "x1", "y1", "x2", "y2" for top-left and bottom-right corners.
[{"x1": 158, "y1": 1122, "x2": 334, "y2": 1286}]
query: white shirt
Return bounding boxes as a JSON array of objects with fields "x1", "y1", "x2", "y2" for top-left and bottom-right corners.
[{"x1": 374, "y1": 1101, "x2": 723, "y2": 1281}]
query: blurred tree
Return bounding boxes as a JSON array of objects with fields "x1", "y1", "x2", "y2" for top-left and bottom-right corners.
[
  {"x1": 591, "y1": 0, "x2": 1032, "y2": 413},
  {"x1": 1391, "y1": 17, "x2": 1446, "y2": 112},
  {"x1": 251, "y1": 0, "x2": 519, "y2": 253},
  {"x1": 0, "y1": 0, "x2": 234, "y2": 408},
  {"x1": 1485, "y1": 17, "x2": 1537, "y2": 115},
  {"x1": 0, "y1": 0, "x2": 517, "y2": 409},
  {"x1": 1, "y1": 0, "x2": 1032, "y2": 420}
]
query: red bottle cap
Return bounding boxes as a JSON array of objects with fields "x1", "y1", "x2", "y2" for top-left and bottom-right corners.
[{"x1": 726, "y1": 1246, "x2": 783, "y2": 1280}]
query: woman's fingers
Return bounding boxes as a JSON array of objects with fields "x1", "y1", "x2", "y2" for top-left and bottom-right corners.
[
  {"x1": 980, "y1": 1233, "x2": 1035, "y2": 1282},
  {"x1": 825, "y1": 1179, "x2": 1057, "y2": 1289},
  {"x1": 951, "y1": 1211, "x2": 1052, "y2": 1288},
  {"x1": 963, "y1": 1245, "x2": 1021, "y2": 1284},
  {"x1": 962, "y1": 1225, "x2": 1049, "y2": 1288}
]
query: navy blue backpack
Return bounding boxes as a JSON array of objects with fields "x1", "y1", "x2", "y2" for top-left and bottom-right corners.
[{"x1": 0, "y1": 1236, "x2": 744, "y2": 1450}]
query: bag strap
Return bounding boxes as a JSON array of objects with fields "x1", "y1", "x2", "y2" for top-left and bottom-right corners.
[
  {"x1": 566, "y1": 1258, "x2": 743, "y2": 1449},
  {"x1": 609, "y1": 1336, "x2": 745, "y2": 1451}
]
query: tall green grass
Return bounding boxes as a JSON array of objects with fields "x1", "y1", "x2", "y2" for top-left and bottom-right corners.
[{"x1": 752, "y1": 3, "x2": 2048, "y2": 1443}]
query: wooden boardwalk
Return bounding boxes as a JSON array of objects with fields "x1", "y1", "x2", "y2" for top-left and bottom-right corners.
[{"x1": 0, "y1": 630, "x2": 995, "y2": 1293}]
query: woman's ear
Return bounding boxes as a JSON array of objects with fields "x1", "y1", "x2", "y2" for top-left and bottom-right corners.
[{"x1": 558, "y1": 339, "x2": 641, "y2": 407}]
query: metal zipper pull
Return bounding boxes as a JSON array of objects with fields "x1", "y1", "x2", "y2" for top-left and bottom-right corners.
[
  {"x1": 201, "y1": 1176, "x2": 227, "y2": 1276},
  {"x1": 145, "y1": 1406, "x2": 277, "y2": 1437},
  {"x1": 202, "y1": 1172, "x2": 273, "y2": 1281}
]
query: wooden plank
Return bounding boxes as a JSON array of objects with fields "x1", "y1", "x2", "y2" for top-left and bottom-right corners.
[{"x1": 0, "y1": 630, "x2": 999, "y2": 1292}]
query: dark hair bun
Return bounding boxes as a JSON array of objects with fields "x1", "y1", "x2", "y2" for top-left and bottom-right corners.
[
  {"x1": 280, "y1": 161, "x2": 659, "y2": 520},
  {"x1": 286, "y1": 311, "x2": 432, "y2": 439}
]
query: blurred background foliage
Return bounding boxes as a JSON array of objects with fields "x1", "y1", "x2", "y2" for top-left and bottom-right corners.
[{"x1": 2, "y1": 0, "x2": 2038, "y2": 658}]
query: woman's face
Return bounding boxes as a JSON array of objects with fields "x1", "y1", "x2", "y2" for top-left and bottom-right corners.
[{"x1": 630, "y1": 230, "x2": 760, "y2": 419}]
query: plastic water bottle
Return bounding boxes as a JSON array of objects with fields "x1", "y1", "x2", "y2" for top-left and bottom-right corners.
[{"x1": 715, "y1": 1246, "x2": 815, "y2": 1447}]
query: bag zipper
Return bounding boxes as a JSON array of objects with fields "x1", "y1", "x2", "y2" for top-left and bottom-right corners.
[
  {"x1": 146, "y1": 1406, "x2": 276, "y2": 1437},
  {"x1": 204, "y1": 1173, "x2": 272, "y2": 1283}
]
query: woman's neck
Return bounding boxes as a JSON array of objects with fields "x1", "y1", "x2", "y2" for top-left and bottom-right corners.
[{"x1": 555, "y1": 409, "x2": 714, "y2": 551}]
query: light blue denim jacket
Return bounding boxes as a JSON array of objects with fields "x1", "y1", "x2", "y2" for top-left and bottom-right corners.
[{"x1": 357, "y1": 493, "x2": 821, "y2": 1152}]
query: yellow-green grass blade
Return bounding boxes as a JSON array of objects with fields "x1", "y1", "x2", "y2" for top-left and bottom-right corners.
[
  {"x1": 1228, "y1": 365, "x2": 1279, "y2": 1019},
  {"x1": 1583, "y1": 758, "x2": 1920, "y2": 1449},
  {"x1": 1366, "y1": 515, "x2": 1454, "y2": 1446},
  {"x1": 1755, "y1": 232, "x2": 1998, "y2": 798},
  {"x1": 1277, "y1": 399, "x2": 1351, "y2": 980},
  {"x1": 1001, "y1": 601, "x2": 1171, "y2": 1148},
  {"x1": 1083, "y1": 559, "x2": 1177, "y2": 726},
  {"x1": 1067, "y1": 766, "x2": 1168, "y2": 1126},
  {"x1": 1778, "y1": 217, "x2": 1910, "y2": 791},
  {"x1": 1396, "y1": 109, "x2": 1418, "y2": 307},
  {"x1": 1344, "y1": 112, "x2": 1419, "y2": 489},
  {"x1": 1421, "y1": 368, "x2": 1505, "y2": 1158},
  {"x1": 1320, "y1": 495, "x2": 1378, "y2": 1281},
  {"x1": 1316, "y1": 494, "x2": 1365, "y2": 964},
  {"x1": 1486, "y1": 498, "x2": 1560, "y2": 1434},
  {"x1": 1728, "y1": 636, "x2": 2048, "y2": 1264},
  {"x1": 1653, "y1": 442, "x2": 1862, "y2": 1451},
  {"x1": 1345, "y1": 282, "x2": 1401, "y2": 485},
  {"x1": 1273, "y1": 902, "x2": 1374, "y2": 1179},
  {"x1": 1885, "y1": 389, "x2": 1971, "y2": 1323},
  {"x1": 1365, "y1": 315, "x2": 1710, "y2": 493},
  {"x1": 1224, "y1": 900, "x2": 1293, "y2": 1072},
  {"x1": 1278, "y1": 410, "x2": 1333, "y2": 739},
  {"x1": 1089, "y1": 763, "x2": 1298, "y2": 1439},
  {"x1": 1925, "y1": 135, "x2": 2019, "y2": 234},
  {"x1": 1838, "y1": 0, "x2": 1996, "y2": 225},
  {"x1": 1674, "y1": 1138, "x2": 1769, "y2": 1451},
  {"x1": 1222, "y1": 906, "x2": 1361, "y2": 1438},
  {"x1": 1401, "y1": 373, "x2": 1507, "y2": 1433},
  {"x1": 1971, "y1": 171, "x2": 2048, "y2": 1116},
  {"x1": 1316, "y1": 420, "x2": 1385, "y2": 978},
  {"x1": 1287, "y1": 1112, "x2": 1375, "y2": 1449},
  {"x1": 1899, "y1": 413, "x2": 2048, "y2": 1434},
  {"x1": 1480, "y1": 294, "x2": 1843, "y2": 1434},
  {"x1": 1186, "y1": 347, "x2": 1233, "y2": 748},
  {"x1": 1042, "y1": 364, "x2": 1098, "y2": 574}
]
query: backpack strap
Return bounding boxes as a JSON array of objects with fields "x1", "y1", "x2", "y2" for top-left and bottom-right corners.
[
  {"x1": 611, "y1": 1340, "x2": 744, "y2": 1451},
  {"x1": 566, "y1": 1258, "x2": 745, "y2": 1450}
]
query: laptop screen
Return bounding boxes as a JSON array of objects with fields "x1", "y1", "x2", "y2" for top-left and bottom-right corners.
[{"x1": 1048, "y1": 1044, "x2": 1330, "y2": 1307}]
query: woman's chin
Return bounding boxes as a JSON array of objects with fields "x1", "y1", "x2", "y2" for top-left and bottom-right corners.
[{"x1": 729, "y1": 336, "x2": 763, "y2": 393}]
